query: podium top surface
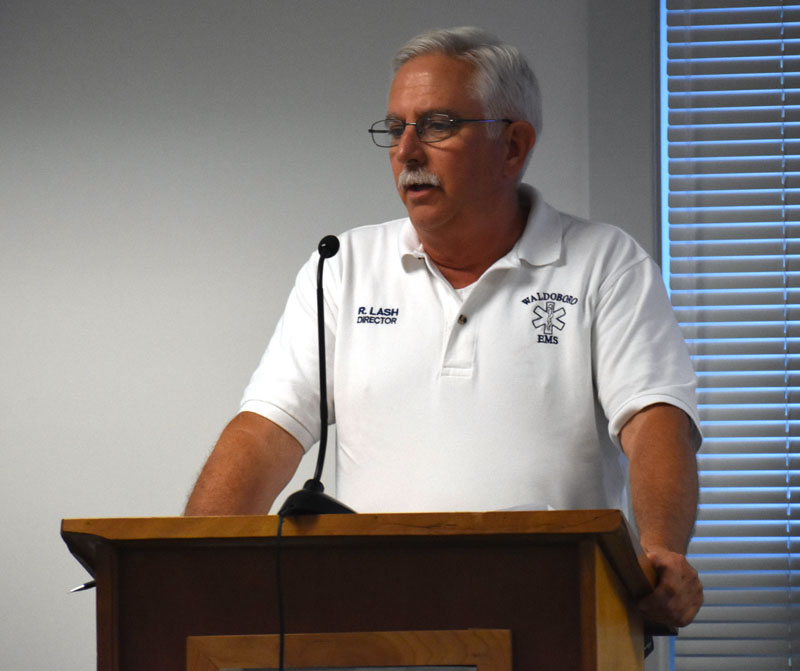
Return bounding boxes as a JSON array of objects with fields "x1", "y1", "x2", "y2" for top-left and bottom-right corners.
[
  {"x1": 63, "y1": 508, "x2": 629, "y2": 540},
  {"x1": 61, "y1": 510, "x2": 631, "y2": 541},
  {"x1": 61, "y1": 509, "x2": 655, "y2": 598}
]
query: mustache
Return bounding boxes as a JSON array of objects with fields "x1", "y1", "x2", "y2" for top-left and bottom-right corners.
[{"x1": 397, "y1": 167, "x2": 441, "y2": 189}]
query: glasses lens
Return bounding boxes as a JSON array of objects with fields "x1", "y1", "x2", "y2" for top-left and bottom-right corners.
[
  {"x1": 384, "y1": 119, "x2": 407, "y2": 145},
  {"x1": 418, "y1": 115, "x2": 454, "y2": 143},
  {"x1": 370, "y1": 119, "x2": 405, "y2": 147}
]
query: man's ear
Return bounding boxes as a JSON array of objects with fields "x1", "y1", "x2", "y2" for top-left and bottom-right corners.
[{"x1": 503, "y1": 121, "x2": 536, "y2": 179}]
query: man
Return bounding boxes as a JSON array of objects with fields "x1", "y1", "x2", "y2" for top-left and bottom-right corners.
[{"x1": 185, "y1": 27, "x2": 703, "y2": 628}]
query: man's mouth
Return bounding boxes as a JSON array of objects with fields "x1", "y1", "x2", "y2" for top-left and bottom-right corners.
[{"x1": 398, "y1": 168, "x2": 441, "y2": 193}]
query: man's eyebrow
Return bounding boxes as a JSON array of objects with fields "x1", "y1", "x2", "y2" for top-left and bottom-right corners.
[
  {"x1": 384, "y1": 109, "x2": 459, "y2": 121},
  {"x1": 429, "y1": 109, "x2": 459, "y2": 118}
]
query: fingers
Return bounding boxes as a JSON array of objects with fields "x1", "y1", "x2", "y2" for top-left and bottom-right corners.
[{"x1": 638, "y1": 547, "x2": 703, "y2": 628}]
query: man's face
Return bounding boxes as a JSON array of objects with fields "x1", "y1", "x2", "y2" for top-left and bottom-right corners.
[{"x1": 386, "y1": 53, "x2": 509, "y2": 234}]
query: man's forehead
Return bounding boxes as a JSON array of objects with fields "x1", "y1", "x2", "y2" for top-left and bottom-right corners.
[{"x1": 386, "y1": 53, "x2": 481, "y2": 118}]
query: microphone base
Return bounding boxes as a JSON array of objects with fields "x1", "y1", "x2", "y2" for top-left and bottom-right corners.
[{"x1": 277, "y1": 482, "x2": 356, "y2": 516}]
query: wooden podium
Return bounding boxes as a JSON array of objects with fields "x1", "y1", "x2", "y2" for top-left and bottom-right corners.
[{"x1": 61, "y1": 510, "x2": 656, "y2": 671}]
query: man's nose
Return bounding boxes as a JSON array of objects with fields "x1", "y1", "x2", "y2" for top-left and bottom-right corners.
[{"x1": 394, "y1": 124, "x2": 425, "y2": 163}]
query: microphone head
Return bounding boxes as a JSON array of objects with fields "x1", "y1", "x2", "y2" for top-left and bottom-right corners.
[{"x1": 318, "y1": 235, "x2": 340, "y2": 259}]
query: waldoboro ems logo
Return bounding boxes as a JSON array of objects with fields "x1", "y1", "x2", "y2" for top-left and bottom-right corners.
[{"x1": 521, "y1": 291, "x2": 579, "y2": 344}]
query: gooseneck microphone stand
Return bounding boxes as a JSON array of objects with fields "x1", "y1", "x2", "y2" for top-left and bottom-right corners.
[{"x1": 277, "y1": 235, "x2": 355, "y2": 516}]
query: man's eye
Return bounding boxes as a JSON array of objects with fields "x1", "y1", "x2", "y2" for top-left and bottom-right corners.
[
  {"x1": 425, "y1": 119, "x2": 451, "y2": 133},
  {"x1": 386, "y1": 122, "x2": 405, "y2": 138}
]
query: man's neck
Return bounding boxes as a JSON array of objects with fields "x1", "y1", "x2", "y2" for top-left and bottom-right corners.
[{"x1": 417, "y1": 196, "x2": 529, "y2": 289}]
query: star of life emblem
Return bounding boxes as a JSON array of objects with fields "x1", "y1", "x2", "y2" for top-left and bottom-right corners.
[
  {"x1": 532, "y1": 301, "x2": 565, "y2": 344},
  {"x1": 532, "y1": 301, "x2": 566, "y2": 334}
]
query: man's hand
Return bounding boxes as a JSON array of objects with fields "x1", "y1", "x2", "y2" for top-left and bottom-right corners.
[
  {"x1": 638, "y1": 546, "x2": 703, "y2": 628},
  {"x1": 620, "y1": 403, "x2": 703, "y2": 627}
]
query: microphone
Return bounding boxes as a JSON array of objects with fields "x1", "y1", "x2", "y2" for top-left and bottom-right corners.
[
  {"x1": 317, "y1": 234, "x2": 339, "y2": 259},
  {"x1": 277, "y1": 235, "x2": 355, "y2": 516}
]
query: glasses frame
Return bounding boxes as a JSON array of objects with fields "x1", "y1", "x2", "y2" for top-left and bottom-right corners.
[{"x1": 368, "y1": 114, "x2": 513, "y2": 148}]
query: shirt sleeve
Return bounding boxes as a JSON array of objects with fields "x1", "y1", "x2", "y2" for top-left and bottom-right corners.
[
  {"x1": 592, "y1": 248, "x2": 701, "y2": 447},
  {"x1": 239, "y1": 251, "x2": 337, "y2": 452}
]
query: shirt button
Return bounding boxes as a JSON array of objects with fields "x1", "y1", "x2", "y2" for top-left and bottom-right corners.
[{"x1": 457, "y1": 314, "x2": 468, "y2": 325}]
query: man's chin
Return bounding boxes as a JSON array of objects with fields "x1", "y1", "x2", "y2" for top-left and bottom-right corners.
[{"x1": 404, "y1": 202, "x2": 453, "y2": 233}]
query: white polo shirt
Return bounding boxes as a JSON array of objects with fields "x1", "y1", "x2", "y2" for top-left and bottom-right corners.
[{"x1": 241, "y1": 186, "x2": 699, "y2": 513}]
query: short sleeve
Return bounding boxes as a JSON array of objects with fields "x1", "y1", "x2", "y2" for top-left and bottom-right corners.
[
  {"x1": 239, "y1": 252, "x2": 335, "y2": 451},
  {"x1": 592, "y1": 252, "x2": 700, "y2": 446}
]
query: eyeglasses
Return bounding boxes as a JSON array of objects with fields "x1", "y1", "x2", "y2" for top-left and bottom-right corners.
[{"x1": 368, "y1": 113, "x2": 513, "y2": 147}]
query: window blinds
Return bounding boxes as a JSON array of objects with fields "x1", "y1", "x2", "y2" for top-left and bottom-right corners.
[{"x1": 662, "y1": 2, "x2": 798, "y2": 669}]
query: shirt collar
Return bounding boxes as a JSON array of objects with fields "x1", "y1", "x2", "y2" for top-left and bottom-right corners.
[
  {"x1": 399, "y1": 218, "x2": 425, "y2": 259},
  {"x1": 398, "y1": 183, "x2": 564, "y2": 268},
  {"x1": 510, "y1": 184, "x2": 563, "y2": 267}
]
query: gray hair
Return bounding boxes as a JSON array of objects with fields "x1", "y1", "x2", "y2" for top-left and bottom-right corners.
[{"x1": 392, "y1": 27, "x2": 542, "y2": 145}]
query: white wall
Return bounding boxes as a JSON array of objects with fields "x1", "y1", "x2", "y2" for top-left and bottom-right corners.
[
  {"x1": 588, "y1": 1, "x2": 659, "y2": 256},
  {"x1": 0, "y1": 1, "x2": 660, "y2": 668}
]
